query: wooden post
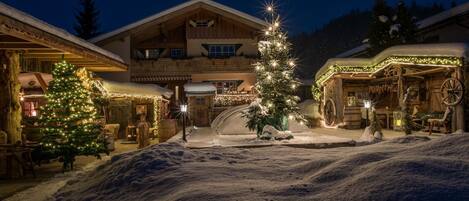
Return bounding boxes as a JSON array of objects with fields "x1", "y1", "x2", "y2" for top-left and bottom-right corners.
[
  {"x1": 453, "y1": 67, "x2": 465, "y2": 132},
  {"x1": 335, "y1": 78, "x2": 344, "y2": 124},
  {"x1": 0, "y1": 50, "x2": 22, "y2": 144},
  {"x1": 397, "y1": 66, "x2": 405, "y2": 109}
]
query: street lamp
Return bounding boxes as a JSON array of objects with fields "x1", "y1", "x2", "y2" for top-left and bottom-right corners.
[
  {"x1": 180, "y1": 104, "x2": 188, "y2": 142},
  {"x1": 364, "y1": 100, "x2": 371, "y2": 127}
]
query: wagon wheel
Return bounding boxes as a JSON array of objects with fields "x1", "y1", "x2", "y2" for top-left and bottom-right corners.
[
  {"x1": 440, "y1": 78, "x2": 464, "y2": 106},
  {"x1": 324, "y1": 99, "x2": 336, "y2": 126}
]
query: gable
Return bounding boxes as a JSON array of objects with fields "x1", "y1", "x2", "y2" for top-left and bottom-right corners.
[{"x1": 91, "y1": 0, "x2": 266, "y2": 44}]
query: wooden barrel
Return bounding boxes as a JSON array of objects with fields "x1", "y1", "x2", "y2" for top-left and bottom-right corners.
[
  {"x1": 343, "y1": 106, "x2": 362, "y2": 129},
  {"x1": 159, "y1": 119, "x2": 178, "y2": 143}
]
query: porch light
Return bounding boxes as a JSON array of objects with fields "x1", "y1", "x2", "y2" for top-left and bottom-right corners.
[
  {"x1": 180, "y1": 104, "x2": 188, "y2": 142},
  {"x1": 364, "y1": 100, "x2": 371, "y2": 127},
  {"x1": 180, "y1": 104, "x2": 188, "y2": 113},
  {"x1": 364, "y1": 100, "x2": 371, "y2": 109}
]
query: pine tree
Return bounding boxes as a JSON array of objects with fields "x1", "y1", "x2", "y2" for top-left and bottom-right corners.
[
  {"x1": 74, "y1": 0, "x2": 100, "y2": 39},
  {"x1": 368, "y1": 0, "x2": 393, "y2": 55},
  {"x1": 394, "y1": 0, "x2": 417, "y2": 44},
  {"x1": 40, "y1": 61, "x2": 106, "y2": 171},
  {"x1": 451, "y1": 0, "x2": 458, "y2": 8},
  {"x1": 245, "y1": 4, "x2": 305, "y2": 136}
]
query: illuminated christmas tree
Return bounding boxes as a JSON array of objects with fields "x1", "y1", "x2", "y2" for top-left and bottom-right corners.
[
  {"x1": 40, "y1": 61, "x2": 105, "y2": 171},
  {"x1": 245, "y1": 4, "x2": 305, "y2": 136}
]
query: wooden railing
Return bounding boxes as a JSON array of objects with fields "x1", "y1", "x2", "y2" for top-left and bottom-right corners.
[{"x1": 131, "y1": 56, "x2": 257, "y2": 74}]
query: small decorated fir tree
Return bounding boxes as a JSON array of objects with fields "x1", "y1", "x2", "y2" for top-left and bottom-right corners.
[
  {"x1": 245, "y1": 4, "x2": 305, "y2": 136},
  {"x1": 40, "y1": 61, "x2": 105, "y2": 171}
]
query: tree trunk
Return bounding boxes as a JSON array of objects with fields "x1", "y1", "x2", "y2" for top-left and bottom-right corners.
[{"x1": 0, "y1": 50, "x2": 22, "y2": 144}]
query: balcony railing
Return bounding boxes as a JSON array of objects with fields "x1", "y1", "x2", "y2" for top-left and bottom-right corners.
[{"x1": 131, "y1": 56, "x2": 257, "y2": 74}]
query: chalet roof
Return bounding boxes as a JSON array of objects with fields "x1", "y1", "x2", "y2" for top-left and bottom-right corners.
[
  {"x1": 418, "y1": 2, "x2": 469, "y2": 30},
  {"x1": 102, "y1": 80, "x2": 173, "y2": 99},
  {"x1": 316, "y1": 43, "x2": 469, "y2": 85},
  {"x1": 0, "y1": 2, "x2": 127, "y2": 72},
  {"x1": 90, "y1": 0, "x2": 267, "y2": 43},
  {"x1": 334, "y1": 2, "x2": 469, "y2": 59}
]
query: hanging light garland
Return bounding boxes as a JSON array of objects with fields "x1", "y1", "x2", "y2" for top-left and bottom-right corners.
[{"x1": 316, "y1": 56, "x2": 464, "y2": 86}]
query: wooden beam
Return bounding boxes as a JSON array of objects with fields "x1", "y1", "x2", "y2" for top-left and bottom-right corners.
[
  {"x1": 24, "y1": 50, "x2": 71, "y2": 55},
  {"x1": 403, "y1": 67, "x2": 447, "y2": 77},
  {"x1": 34, "y1": 72, "x2": 48, "y2": 93},
  {"x1": 0, "y1": 50, "x2": 22, "y2": 145},
  {"x1": 22, "y1": 54, "x2": 83, "y2": 59},
  {"x1": 0, "y1": 43, "x2": 49, "y2": 49},
  {"x1": 0, "y1": 35, "x2": 29, "y2": 42}
]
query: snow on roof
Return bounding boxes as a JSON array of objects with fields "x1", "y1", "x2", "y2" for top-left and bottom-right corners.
[
  {"x1": 102, "y1": 80, "x2": 173, "y2": 99},
  {"x1": 316, "y1": 43, "x2": 469, "y2": 81},
  {"x1": 418, "y1": 2, "x2": 469, "y2": 29},
  {"x1": 184, "y1": 82, "x2": 217, "y2": 94},
  {"x1": 90, "y1": 0, "x2": 267, "y2": 43},
  {"x1": 334, "y1": 2, "x2": 469, "y2": 59},
  {"x1": 19, "y1": 72, "x2": 52, "y2": 89},
  {"x1": 0, "y1": 2, "x2": 125, "y2": 64}
]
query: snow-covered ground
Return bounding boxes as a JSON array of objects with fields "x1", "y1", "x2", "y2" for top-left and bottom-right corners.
[{"x1": 52, "y1": 134, "x2": 469, "y2": 201}]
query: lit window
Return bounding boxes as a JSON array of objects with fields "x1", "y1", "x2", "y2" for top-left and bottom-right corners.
[
  {"x1": 175, "y1": 86, "x2": 179, "y2": 101},
  {"x1": 23, "y1": 101, "x2": 39, "y2": 117},
  {"x1": 134, "y1": 49, "x2": 162, "y2": 60},
  {"x1": 208, "y1": 45, "x2": 236, "y2": 58},
  {"x1": 206, "y1": 80, "x2": 241, "y2": 94},
  {"x1": 145, "y1": 49, "x2": 160, "y2": 59}
]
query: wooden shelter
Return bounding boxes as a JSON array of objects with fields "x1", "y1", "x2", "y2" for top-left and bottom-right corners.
[
  {"x1": 0, "y1": 2, "x2": 127, "y2": 144},
  {"x1": 315, "y1": 43, "x2": 468, "y2": 132}
]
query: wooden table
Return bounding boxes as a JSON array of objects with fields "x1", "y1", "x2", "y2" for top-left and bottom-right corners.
[
  {"x1": 376, "y1": 109, "x2": 392, "y2": 129},
  {"x1": 126, "y1": 126, "x2": 137, "y2": 141}
]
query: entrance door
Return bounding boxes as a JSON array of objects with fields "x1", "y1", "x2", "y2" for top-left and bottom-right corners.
[{"x1": 190, "y1": 96, "x2": 210, "y2": 127}]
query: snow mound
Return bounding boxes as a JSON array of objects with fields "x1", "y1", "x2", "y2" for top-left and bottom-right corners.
[
  {"x1": 213, "y1": 105, "x2": 310, "y2": 135},
  {"x1": 55, "y1": 134, "x2": 469, "y2": 201}
]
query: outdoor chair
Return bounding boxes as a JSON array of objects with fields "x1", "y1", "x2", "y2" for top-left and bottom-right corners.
[{"x1": 427, "y1": 107, "x2": 452, "y2": 135}]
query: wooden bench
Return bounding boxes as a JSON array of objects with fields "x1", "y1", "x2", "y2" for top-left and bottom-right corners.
[{"x1": 0, "y1": 144, "x2": 36, "y2": 178}]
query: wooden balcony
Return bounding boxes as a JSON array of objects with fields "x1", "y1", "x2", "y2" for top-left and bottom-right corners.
[{"x1": 131, "y1": 56, "x2": 257, "y2": 74}]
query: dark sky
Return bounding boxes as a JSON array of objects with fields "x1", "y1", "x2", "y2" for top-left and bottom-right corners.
[{"x1": 0, "y1": 0, "x2": 464, "y2": 36}]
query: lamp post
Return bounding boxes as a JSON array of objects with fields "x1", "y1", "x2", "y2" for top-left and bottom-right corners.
[
  {"x1": 364, "y1": 100, "x2": 371, "y2": 127},
  {"x1": 180, "y1": 104, "x2": 188, "y2": 142}
]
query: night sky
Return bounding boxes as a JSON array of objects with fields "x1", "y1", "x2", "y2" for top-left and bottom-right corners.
[{"x1": 0, "y1": 0, "x2": 465, "y2": 36}]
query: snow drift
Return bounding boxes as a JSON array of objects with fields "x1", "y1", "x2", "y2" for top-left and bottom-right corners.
[
  {"x1": 212, "y1": 104, "x2": 310, "y2": 135},
  {"x1": 54, "y1": 134, "x2": 469, "y2": 201}
]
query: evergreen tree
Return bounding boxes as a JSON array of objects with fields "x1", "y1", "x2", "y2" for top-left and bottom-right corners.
[
  {"x1": 368, "y1": 0, "x2": 393, "y2": 55},
  {"x1": 394, "y1": 0, "x2": 417, "y2": 44},
  {"x1": 74, "y1": 0, "x2": 100, "y2": 39},
  {"x1": 245, "y1": 5, "x2": 305, "y2": 136},
  {"x1": 40, "y1": 61, "x2": 106, "y2": 171},
  {"x1": 451, "y1": 0, "x2": 458, "y2": 8}
]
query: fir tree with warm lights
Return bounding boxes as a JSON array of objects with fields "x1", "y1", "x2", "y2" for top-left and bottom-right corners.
[
  {"x1": 40, "y1": 61, "x2": 105, "y2": 171},
  {"x1": 245, "y1": 4, "x2": 305, "y2": 137}
]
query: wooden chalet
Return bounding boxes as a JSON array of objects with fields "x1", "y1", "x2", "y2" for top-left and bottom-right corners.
[
  {"x1": 315, "y1": 43, "x2": 468, "y2": 133},
  {"x1": 91, "y1": 0, "x2": 266, "y2": 126}
]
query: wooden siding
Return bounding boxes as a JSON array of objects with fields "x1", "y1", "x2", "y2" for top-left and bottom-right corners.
[{"x1": 131, "y1": 56, "x2": 255, "y2": 74}]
